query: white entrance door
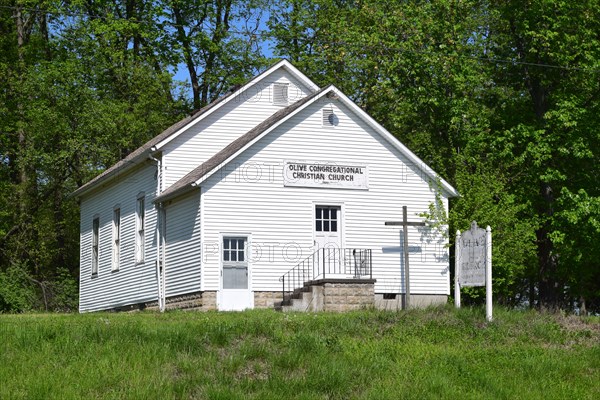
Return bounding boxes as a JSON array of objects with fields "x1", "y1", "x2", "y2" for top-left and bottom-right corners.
[
  {"x1": 314, "y1": 206, "x2": 342, "y2": 277},
  {"x1": 219, "y1": 236, "x2": 253, "y2": 311}
]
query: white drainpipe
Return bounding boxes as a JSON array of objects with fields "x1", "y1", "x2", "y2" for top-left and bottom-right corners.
[
  {"x1": 160, "y1": 207, "x2": 166, "y2": 310},
  {"x1": 149, "y1": 151, "x2": 165, "y2": 312}
]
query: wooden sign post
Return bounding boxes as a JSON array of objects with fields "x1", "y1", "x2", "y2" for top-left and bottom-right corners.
[
  {"x1": 455, "y1": 221, "x2": 492, "y2": 321},
  {"x1": 385, "y1": 206, "x2": 426, "y2": 309}
]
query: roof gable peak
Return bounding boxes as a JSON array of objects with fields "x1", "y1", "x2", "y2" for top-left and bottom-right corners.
[{"x1": 155, "y1": 85, "x2": 458, "y2": 203}]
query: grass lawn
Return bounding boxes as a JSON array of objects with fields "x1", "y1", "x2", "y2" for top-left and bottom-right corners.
[{"x1": 1, "y1": 306, "x2": 598, "y2": 399}]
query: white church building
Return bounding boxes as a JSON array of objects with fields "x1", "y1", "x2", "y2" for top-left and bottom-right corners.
[{"x1": 74, "y1": 60, "x2": 458, "y2": 312}]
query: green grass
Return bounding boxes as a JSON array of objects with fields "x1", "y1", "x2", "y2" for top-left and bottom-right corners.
[{"x1": 1, "y1": 306, "x2": 598, "y2": 399}]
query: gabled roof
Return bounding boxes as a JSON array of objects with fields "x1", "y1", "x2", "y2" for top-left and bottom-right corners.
[
  {"x1": 155, "y1": 85, "x2": 459, "y2": 203},
  {"x1": 155, "y1": 87, "x2": 329, "y2": 203},
  {"x1": 72, "y1": 59, "x2": 319, "y2": 198}
]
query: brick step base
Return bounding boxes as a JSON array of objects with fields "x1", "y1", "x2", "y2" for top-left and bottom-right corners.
[{"x1": 278, "y1": 279, "x2": 376, "y2": 312}]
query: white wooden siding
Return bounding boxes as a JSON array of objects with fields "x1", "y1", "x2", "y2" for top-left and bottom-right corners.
[
  {"x1": 162, "y1": 70, "x2": 314, "y2": 188},
  {"x1": 200, "y1": 100, "x2": 450, "y2": 296},
  {"x1": 164, "y1": 189, "x2": 202, "y2": 297},
  {"x1": 79, "y1": 162, "x2": 159, "y2": 312}
]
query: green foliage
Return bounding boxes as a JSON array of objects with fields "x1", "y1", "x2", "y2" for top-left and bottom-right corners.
[
  {"x1": 485, "y1": 0, "x2": 600, "y2": 308},
  {"x1": 0, "y1": 263, "x2": 37, "y2": 312},
  {"x1": 270, "y1": 0, "x2": 600, "y2": 311},
  {"x1": 47, "y1": 268, "x2": 79, "y2": 312},
  {"x1": 419, "y1": 180, "x2": 450, "y2": 241},
  {"x1": 1, "y1": 0, "x2": 599, "y2": 312},
  {"x1": 450, "y1": 160, "x2": 538, "y2": 305},
  {"x1": 0, "y1": 309, "x2": 598, "y2": 398},
  {"x1": 159, "y1": 0, "x2": 271, "y2": 109},
  {"x1": 0, "y1": 263, "x2": 78, "y2": 313},
  {"x1": 551, "y1": 188, "x2": 600, "y2": 310}
]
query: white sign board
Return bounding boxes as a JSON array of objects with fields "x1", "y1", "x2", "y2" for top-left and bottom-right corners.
[
  {"x1": 283, "y1": 161, "x2": 368, "y2": 190},
  {"x1": 459, "y1": 221, "x2": 487, "y2": 287},
  {"x1": 455, "y1": 221, "x2": 493, "y2": 321}
]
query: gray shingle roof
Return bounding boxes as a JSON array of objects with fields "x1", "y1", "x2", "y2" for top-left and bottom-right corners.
[{"x1": 154, "y1": 87, "x2": 330, "y2": 203}]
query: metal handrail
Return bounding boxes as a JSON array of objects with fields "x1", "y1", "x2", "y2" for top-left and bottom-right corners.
[{"x1": 279, "y1": 248, "x2": 372, "y2": 306}]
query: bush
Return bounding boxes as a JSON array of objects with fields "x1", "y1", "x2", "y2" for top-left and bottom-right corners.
[
  {"x1": 0, "y1": 264, "x2": 78, "y2": 313},
  {"x1": 0, "y1": 262, "x2": 38, "y2": 312}
]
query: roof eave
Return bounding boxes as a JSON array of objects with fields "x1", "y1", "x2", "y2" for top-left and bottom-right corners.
[
  {"x1": 154, "y1": 183, "x2": 198, "y2": 204},
  {"x1": 71, "y1": 150, "x2": 153, "y2": 199}
]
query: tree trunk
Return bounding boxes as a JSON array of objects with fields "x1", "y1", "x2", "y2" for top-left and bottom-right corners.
[
  {"x1": 512, "y1": 25, "x2": 558, "y2": 309},
  {"x1": 536, "y1": 182, "x2": 559, "y2": 309},
  {"x1": 53, "y1": 186, "x2": 65, "y2": 269},
  {"x1": 172, "y1": 2, "x2": 203, "y2": 109},
  {"x1": 14, "y1": 6, "x2": 37, "y2": 219}
]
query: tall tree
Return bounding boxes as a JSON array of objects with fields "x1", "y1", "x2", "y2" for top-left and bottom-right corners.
[
  {"x1": 270, "y1": 0, "x2": 600, "y2": 310},
  {"x1": 162, "y1": 0, "x2": 269, "y2": 109},
  {"x1": 0, "y1": 0, "x2": 188, "y2": 310},
  {"x1": 0, "y1": 0, "x2": 275, "y2": 311},
  {"x1": 478, "y1": 0, "x2": 600, "y2": 309}
]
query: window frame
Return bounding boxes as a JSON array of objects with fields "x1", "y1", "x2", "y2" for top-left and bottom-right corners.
[
  {"x1": 135, "y1": 193, "x2": 145, "y2": 264},
  {"x1": 315, "y1": 206, "x2": 339, "y2": 233},
  {"x1": 112, "y1": 206, "x2": 121, "y2": 271},
  {"x1": 91, "y1": 216, "x2": 99, "y2": 276}
]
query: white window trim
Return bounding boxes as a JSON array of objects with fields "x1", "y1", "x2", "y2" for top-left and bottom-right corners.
[
  {"x1": 112, "y1": 206, "x2": 121, "y2": 271},
  {"x1": 91, "y1": 215, "x2": 100, "y2": 276},
  {"x1": 136, "y1": 192, "x2": 145, "y2": 264},
  {"x1": 315, "y1": 205, "x2": 340, "y2": 233}
]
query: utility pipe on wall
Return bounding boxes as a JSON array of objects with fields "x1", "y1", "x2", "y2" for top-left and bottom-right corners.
[{"x1": 148, "y1": 152, "x2": 165, "y2": 312}]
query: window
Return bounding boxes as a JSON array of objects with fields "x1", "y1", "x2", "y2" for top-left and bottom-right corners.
[
  {"x1": 316, "y1": 206, "x2": 338, "y2": 232},
  {"x1": 223, "y1": 238, "x2": 246, "y2": 262},
  {"x1": 273, "y1": 83, "x2": 289, "y2": 106},
  {"x1": 112, "y1": 207, "x2": 120, "y2": 271},
  {"x1": 222, "y1": 237, "x2": 248, "y2": 289},
  {"x1": 92, "y1": 217, "x2": 99, "y2": 275},
  {"x1": 136, "y1": 194, "x2": 145, "y2": 263}
]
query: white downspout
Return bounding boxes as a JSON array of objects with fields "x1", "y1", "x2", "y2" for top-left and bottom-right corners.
[
  {"x1": 157, "y1": 205, "x2": 165, "y2": 312},
  {"x1": 161, "y1": 208, "x2": 166, "y2": 309},
  {"x1": 149, "y1": 152, "x2": 165, "y2": 312}
]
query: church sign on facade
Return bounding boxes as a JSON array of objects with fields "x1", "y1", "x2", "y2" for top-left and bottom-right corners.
[{"x1": 283, "y1": 161, "x2": 368, "y2": 189}]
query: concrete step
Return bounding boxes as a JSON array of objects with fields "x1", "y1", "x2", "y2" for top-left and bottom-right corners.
[{"x1": 277, "y1": 284, "x2": 323, "y2": 312}]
